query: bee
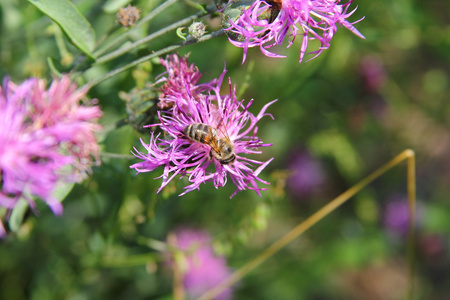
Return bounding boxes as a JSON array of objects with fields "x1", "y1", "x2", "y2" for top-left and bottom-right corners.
[
  {"x1": 183, "y1": 123, "x2": 236, "y2": 165},
  {"x1": 267, "y1": 0, "x2": 282, "y2": 24},
  {"x1": 222, "y1": 0, "x2": 282, "y2": 42}
]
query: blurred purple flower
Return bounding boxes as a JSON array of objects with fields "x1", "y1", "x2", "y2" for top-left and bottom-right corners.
[
  {"x1": 286, "y1": 150, "x2": 325, "y2": 198},
  {"x1": 170, "y1": 228, "x2": 233, "y2": 300},
  {"x1": 418, "y1": 234, "x2": 447, "y2": 263},
  {"x1": 0, "y1": 76, "x2": 102, "y2": 236},
  {"x1": 359, "y1": 56, "x2": 387, "y2": 93},
  {"x1": 366, "y1": 94, "x2": 388, "y2": 118},
  {"x1": 383, "y1": 197, "x2": 419, "y2": 237},
  {"x1": 224, "y1": 0, "x2": 365, "y2": 63},
  {"x1": 131, "y1": 55, "x2": 276, "y2": 197}
]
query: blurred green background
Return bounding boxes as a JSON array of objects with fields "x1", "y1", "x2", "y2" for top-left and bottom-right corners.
[{"x1": 1, "y1": 0, "x2": 449, "y2": 299}]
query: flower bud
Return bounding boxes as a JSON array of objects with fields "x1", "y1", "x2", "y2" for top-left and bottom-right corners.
[
  {"x1": 188, "y1": 22, "x2": 207, "y2": 39},
  {"x1": 119, "y1": 86, "x2": 157, "y2": 133},
  {"x1": 116, "y1": 5, "x2": 141, "y2": 27}
]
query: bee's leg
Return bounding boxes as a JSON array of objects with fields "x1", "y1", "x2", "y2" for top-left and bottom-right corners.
[
  {"x1": 209, "y1": 149, "x2": 220, "y2": 161},
  {"x1": 209, "y1": 149, "x2": 213, "y2": 161}
]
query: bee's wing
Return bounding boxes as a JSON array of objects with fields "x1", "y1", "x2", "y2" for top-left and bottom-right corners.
[
  {"x1": 208, "y1": 126, "x2": 222, "y2": 154},
  {"x1": 215, "y1": 116, "x2": 232, "y2": 142}
]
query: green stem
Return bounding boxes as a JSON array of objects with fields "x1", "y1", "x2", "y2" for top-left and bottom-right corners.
[
  {"x1": 95, "y1": 8, "x2": 213, "y2": 65},
  {"x1": 83, "y1": 29, "x2": 225, "y2": 89},
  {"x1": 102, "y1": 252, "x2": 160, "y2": 267},
  {"x1": 93, "y1": 0, "x2": 179, "y2": 57},
  {"x1": 100, "y1": 152, "x2": 135, "y2": 160},
  {"x1": 136, "y1": 236, "x2": 169, "y2": 252},
  {"x1": 53, "y1": 24, "x2": 72, "y2": 66}
]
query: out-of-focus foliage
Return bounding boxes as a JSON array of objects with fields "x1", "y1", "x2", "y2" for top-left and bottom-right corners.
[{"x1": 1, "y1": 0, "x2": 449, "y2": 299}]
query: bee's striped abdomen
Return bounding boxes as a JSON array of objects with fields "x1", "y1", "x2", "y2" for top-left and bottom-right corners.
[
  {"x1": 183, "y1": 123, "x2": 235, "y2": 165},
  {"x1": 184, "y1": 123, "x2": 216, "y2": 145}
]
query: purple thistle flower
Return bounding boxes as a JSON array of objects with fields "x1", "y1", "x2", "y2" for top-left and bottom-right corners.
[
  {"x1": 0, "y1": 76, "x2": 102, "y2": 236},
  {"x1": 383, "y1": 196, "x2": 422, "y2": 237},
  {"x1": 358, "y1": 56, "x2": 387, "y2": 93},
  {"x1": 223, "y1": 0, "x2": 365, "y2": 63},
  {"x1": 169, "y1": 228, "x2": 233, "y2": 300},
  {"x1": 383, "y1": 200, "x2": 410, "y2": 236},
  {"x1": 157, "y1": 54, "x2": 210, "y2": 110},
  {"x1": 286, "y1": 150, "x2": 325, "y2": 199},
  {"x1": 131, "y1": 55, "x2": 275, "y2": 197}
]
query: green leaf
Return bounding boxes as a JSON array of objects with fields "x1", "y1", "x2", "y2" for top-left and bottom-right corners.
[
  {"x1": 176, "y1": 27, "x2": 187, "y2": 41},
  {"x1": 8, "y1": 181, "x2": 74, "y2": 233},
  {"x1": 47, "y1": 57, "x2": 63, "y2": 77},
  {"x1": 52, "y1": 181, "x2": 75, "y2": 203},
  {"x1": 103, "y1": 0, "x2": 132, "y2": 14},
  {"x1": 8, "y1": 199, "x2": 29, "y2": 233},
  {"x1": 309, "y1": 129, "x2": 364, "y2": 180},
  {"x1": 28, "y1": 0, "x2": 96, "y2": 57}
]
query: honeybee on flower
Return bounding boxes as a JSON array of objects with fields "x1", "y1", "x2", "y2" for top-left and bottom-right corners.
[
  {"x1": 184, "y1": 122, "x2": 236, "y2": 165},
  {"x1": 131, "y1": 54, "x2": 276, "y2": 197}
]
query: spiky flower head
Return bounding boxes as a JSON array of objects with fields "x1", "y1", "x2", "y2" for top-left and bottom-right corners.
[
  {"x1": 116, "y1": 4, "x2": 141, "y2": 27},
  {"x1": 156, "y1": 54, "x2": 206, "y2": 110},
  {"x1": 0, "y1": 76, "x2": 102, "y2": 236},
  {"x1": 169, "y1": 228, "x2": 233, "y2": 300},
  {"x1": 131, "y1": 54, "x2": 275, "y2": 197},
  {"x1": 222, "y1": 0, "x2": 365, "y2": 63},
  {"x1": 188, "y1": 22, "x2": 207, "y2": 39}
]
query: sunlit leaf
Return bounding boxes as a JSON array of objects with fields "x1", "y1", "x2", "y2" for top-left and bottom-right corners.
[
  {"x1": 309, "y1": 129, "x2": 364, "y2": 180},
  {"x1": 8, "y1": 181, "x2": 74, "y2": 233},
  {"x1": 103, "y1": 0, "x2": 132, "y2": 14},
  {"x1": 28, "y1": 0, "x2": 96, "y2": 57}
]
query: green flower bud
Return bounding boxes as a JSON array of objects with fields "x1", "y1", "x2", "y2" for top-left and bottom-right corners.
[{"x1": 188, "y1": 22, "x2": 207, "y2": 39}]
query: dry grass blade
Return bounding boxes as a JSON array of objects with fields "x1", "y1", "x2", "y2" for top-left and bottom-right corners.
[{"x1": 196, "y1": 149, "x2": 416, "y2": 300}]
